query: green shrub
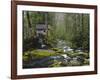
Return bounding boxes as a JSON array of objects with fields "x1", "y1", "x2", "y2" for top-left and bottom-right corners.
[
  {"x1": 23, "y1": 52, "x2": 30, "y2": 61},
  {"x1": 84, "y1": 59, "x2": 89, "y2": 65},
  {"x1": 24, "y1": 52, "x2": 29, "y2": 56},
  {"x1": 23, "y1": 55, "x2": 29, "y2": 61}
]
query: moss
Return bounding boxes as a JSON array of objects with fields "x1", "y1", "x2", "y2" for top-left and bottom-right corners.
[
  {"x1": 23, "y1": 55, "x2": 29, "y2": 61},
  {"x1": 30, "y1": 50, "x2": 57, "y2": 59}
]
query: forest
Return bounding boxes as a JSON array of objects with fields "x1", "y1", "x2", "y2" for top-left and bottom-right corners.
[{"x1": 23, "y1": 11, "x2": 90, "y2": 68}]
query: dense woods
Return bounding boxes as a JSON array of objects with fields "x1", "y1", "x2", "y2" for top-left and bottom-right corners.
[
  {"x1": 23, "y1": 11, "x2": 90, "y2": 68},
  {"x1": 23, "y1": 11, "x2": 89, "y2": 52}
]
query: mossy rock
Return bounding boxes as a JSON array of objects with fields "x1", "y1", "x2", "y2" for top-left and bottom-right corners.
[
  {"x1": 66, "y1": 51, "x2": 89, "y2": 58},
  {"x1": 30, "y1": 50, "x2": 56, "y2": 59},
  {"x1": 49, "y1": 60, "x2": 62, "y2": 67},
  {"x1": 56, "y1": 49, "x2": 63, "y2": 54},
  {"x1": 51, "y1": 48, "x2": 59, "y2": 51},
  {"x1": 78, "y1": 52, "x2": 89, "y2": 58},
  {"x1": 68, "y1": 60, "x2": 81, "y2": 66}
]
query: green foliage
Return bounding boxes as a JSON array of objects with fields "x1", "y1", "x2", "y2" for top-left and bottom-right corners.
[
  {"x1": 71, "y1": 34, "x2": 83, "y2": 50},
  {"x1": 70, "y1": 14, "x2": 89, "y2": 51},
  {"x1": 23, "y1": 56, "x2": 29, "y2": 62},
  {"x1": 23, "y1": 11, "x2": 89, "y2": 52},
  {"x1": 84, "y1": 59, "x2": 89, "y2": 65},
  {"x1": 46, "y1": 25, "x2": 57, "y2": 47},
  {"x1": 23, "y1": 51, "x2": 30, "y2": 62}
]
